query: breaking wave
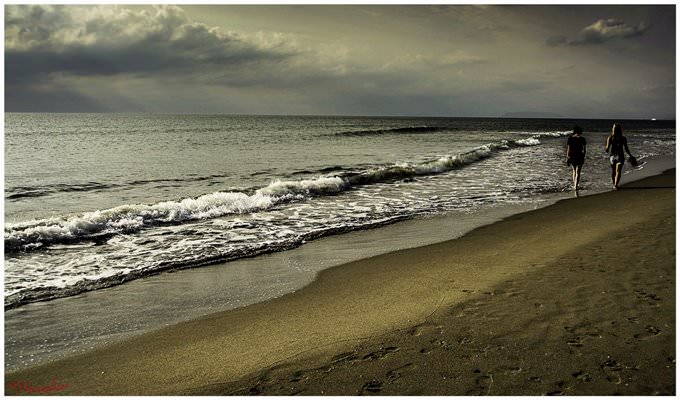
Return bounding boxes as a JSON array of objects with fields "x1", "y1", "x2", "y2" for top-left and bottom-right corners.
[
  {"x1": 335, "y1": 126, "x2": 443, "y2": 136},
  {"x1": 5, "y1": 137, "x2": 541, "y2": 253},
  {"x1": 5, "y1": 177, "x2": 346, "y2": 253},
  {"x1": 516, "y1": 130, "x2": 571, "y2": 138}
]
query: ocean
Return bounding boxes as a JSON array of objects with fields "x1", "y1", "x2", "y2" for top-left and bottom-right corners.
[{"x1": 5, "y1": 113, "x2": 676, "y2": 311}]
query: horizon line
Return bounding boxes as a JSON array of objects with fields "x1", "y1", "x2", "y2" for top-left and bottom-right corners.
[{"x1": 4, "y1": 111, "x2": 675, "y2": 121}]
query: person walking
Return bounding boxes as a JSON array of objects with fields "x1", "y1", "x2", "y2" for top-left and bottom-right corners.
[
  {"x1": 566, "y1": 125, "x2": 587, "y2": 193},
  {"x1": 605, "y1": 123, "x2": 634, "y2": 191}
]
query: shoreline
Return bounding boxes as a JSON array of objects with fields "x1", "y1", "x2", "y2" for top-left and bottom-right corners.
[
  {"x1": 5, "y1": 168, "x2": 675, "y2": 395},
  {"x1": 5, "y1": 155, "x2": 673, "y2": 373},
  {"x1": 6, "y1": 155, "x2": 674, "y2": 311}
]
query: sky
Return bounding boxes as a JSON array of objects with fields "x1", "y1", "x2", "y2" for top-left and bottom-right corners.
[{"x1": 4, "y1": 4, "x2": 676, "y2": 119}]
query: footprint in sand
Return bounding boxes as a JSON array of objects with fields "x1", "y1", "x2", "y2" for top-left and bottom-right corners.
[
  {"x1": 362, "y1": 346, "x2": 399, "y2": 361},
  {"x1": 546, "y1": 380, "x2": 571, "y2": 395},
  {"x1": 408, "y1": 323, "x2": 443, "y2": 337},
  {"x1": 451, "y1": 302, "x2": 483, "y2": 317},
  {"x1": 600, "y1": 357, "x2": 623, "y2": 384},
  {"x1": 330, "y1": 351, "x2": 358, "y2": 364},
  {"x1": 633, "y1": 325, "x2": 661, "y2": 340},
  {"x1": 466, "y1": 372, "x2": 493, "y2": 395},
  {"x1": 564, "y1": 325, "x2": 602, "y2": 348},
  {"x1": 564, "y1": 324, "x2": 601, "y2": 336},
  {"x1": 634, "y1": 290, "x2": 661, "y2": 306},
  {"x1": 429, "y1": 338, "x2": 451, "y2": 350},
  {"x1": 457, "y1": 336, "x2": 474, "y2": 345},
  {"x1": 500, "y1": 287, "x2": 523, "y2": 298},
  {"x1": 289, "y1": 371, "x2": 305, "y2": 383},
  {"x1": 360, "y1": 380, "x2": 383, "y2": 394},
  {"x1": 386, "y1": 363, "x2": 414, "y2": 384},
  {"x1": 572, "y1": 370, "x2": 592, "y2": 382},
  {"x1": 246, "y1": 385, "x2": 263, "y2": 395}
]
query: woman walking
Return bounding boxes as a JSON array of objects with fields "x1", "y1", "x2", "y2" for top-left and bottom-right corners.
[
  {"x1": 605, "y1": 123, "x2": 634, "y2": 190},
  {"x1": 566, "y1": 125, "x2": 587, "y2": 192}
]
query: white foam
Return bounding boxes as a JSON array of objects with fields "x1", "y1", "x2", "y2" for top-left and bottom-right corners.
[
  {"x1": 5, "y1": 177, "x2": 347, "y2": 251},
  {"x1": 515, "y1": 130, "x2": 571, "y2": 137},
  {"x1": 256, "y1": 176, "x2": 347, "y2": 197},
  {"x1": 4, "y1": 138, "x2": 546, "y2": 252},
  {"x1": 514, "y1": 138, "x2": 541, "y2": 146}
]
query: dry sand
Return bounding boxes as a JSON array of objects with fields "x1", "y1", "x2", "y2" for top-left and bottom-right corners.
[{"x1": 5, "y1": 170, "x2": 675, "y2": 395}]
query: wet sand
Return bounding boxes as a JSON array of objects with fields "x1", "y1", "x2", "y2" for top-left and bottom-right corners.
[{"x1": 5, "y1": 170, "x2": 675, "y2": 395}]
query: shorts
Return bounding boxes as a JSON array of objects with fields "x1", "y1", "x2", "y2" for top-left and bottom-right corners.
[
  {"x1": 609, "y1": 154, "x2": 624, "y2": 165},
  {"x1": 568, "y1": 155, "x2": 584, "y2": 167}
]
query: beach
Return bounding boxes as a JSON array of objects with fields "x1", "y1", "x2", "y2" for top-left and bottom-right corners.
[
  {"x1": 4, "y1": 3, "x2": 676, "y2": 396},
  {"x1": 5, "y1": 169, "x2": 675, "y2": 395}
]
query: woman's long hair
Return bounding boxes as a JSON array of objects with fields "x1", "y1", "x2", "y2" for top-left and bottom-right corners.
[{"x1": 611, "y1": 123, "x2": 623, "y2": 138}]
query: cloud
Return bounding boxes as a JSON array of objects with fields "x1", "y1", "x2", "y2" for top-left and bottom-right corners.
[
  {"x1": 379, "y1": 52, "x2": 487, "y2": 75},
  {"x1": 427, "y1": 5, "x2": 508, "y2": 33},
  {"x1": 5, "y1": 5, "x2": 298, "y2": 80},
  {"x1": 4, "y1": 5, "x2": 326, "y2": 111},
  {"x1": 547, "y1": 18, "x2": 648, "y2": 46},
  {"x1": 573, "y1": 18, "x2": 648, "y2": 44},
  {"x1": 4, "y1": 4, "x2": 492, "y2": 112},
  {"x1": 4, "y1": 5, "x2": 673, "y2": 119}
]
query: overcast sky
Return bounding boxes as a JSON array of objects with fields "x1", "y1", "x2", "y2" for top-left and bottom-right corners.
[{"x1": 4, "y1": 4, "x2": 676, "y2": 119}]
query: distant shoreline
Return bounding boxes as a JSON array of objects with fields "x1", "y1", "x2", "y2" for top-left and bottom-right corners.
[{"x1": 3, "y1": 111, "x2": 676, "y2": 121}]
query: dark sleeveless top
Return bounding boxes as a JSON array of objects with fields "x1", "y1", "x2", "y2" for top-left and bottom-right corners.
[{"x1": 609, "y1": 136, "x2": 627, "y2": 159}]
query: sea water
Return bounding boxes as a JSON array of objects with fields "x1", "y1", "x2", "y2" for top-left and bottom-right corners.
[
  {"x1": 5, "y1": 114, "x2": 675, "y2": 310},
  {"x1": 4, "y1": 114, "x2": 676, "y2": 372}
]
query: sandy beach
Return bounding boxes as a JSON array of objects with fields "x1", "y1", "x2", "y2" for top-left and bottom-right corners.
[{"x1": 5, "y1": 169, "x2": 675, "y2": 396}]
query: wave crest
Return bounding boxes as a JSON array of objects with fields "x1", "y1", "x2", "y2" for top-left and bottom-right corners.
[
  {"x1": 336, "y1": 126, "x2": 442, "y2": 136},
  {"x1": 5, "y1": 137, "x2": 543, "y2": 253}
]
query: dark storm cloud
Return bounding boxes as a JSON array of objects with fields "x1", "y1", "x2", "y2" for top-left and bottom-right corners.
[
  {"x1": 6, "y1": 5, "x2": 457, "y2": 105},
  {"x1": 6, "y1": 41, "x2": 289, "y2": 80},
  {"x1": 5, "y1": 5, "x2": 296, "y2": 79},
  {"x1": 5, "y1": 5, "x2": 308, "y2": 111},
  {"x1": 547, "y1": 18, "x2": 649, "y2": 46},
  {"x1": 4, "y1": 4, "x2": 675, "y2": 118}
]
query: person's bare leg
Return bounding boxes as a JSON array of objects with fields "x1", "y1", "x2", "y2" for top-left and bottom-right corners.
[
  {"x1": 611, "y1": 165, "x2": 617, "y2": 188},
  {"x1": 614, "y1": 163, "x2": 623, "y2": 189},
  {"x1": 574, "y1": 165, "x2": 582, "y2": 191}
]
